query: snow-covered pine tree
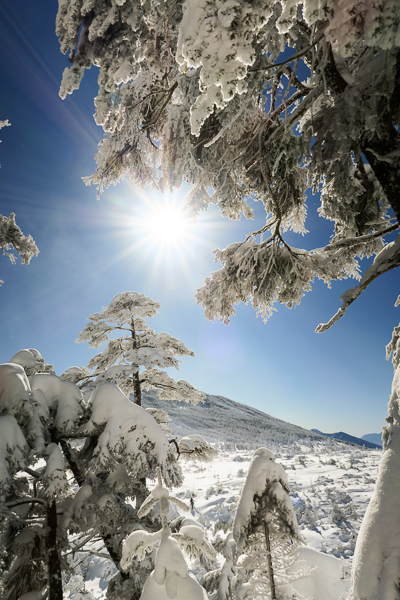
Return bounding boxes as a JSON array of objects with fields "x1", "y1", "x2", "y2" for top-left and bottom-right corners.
[
  {"x1": 68, "y1": 292, "x2": 209, "y2": 597},
  {"x1": 0, "y1": 121, "x2": 39, "y2": 285},
  {"x1": 231, "y1": 448, "x2": 302, "y2": 600},
  {"x1": 121, "y1": 467, "x2": 213, "y2": 600},
  {"x1": 75, "y1": 291, "x2": 205, "y2": 406},
  {"x1": 56, "y1": 1, "x2": 400, "y2": 327},
  {"x1": 1, "y1": 343, "x2": 202, "y2": 600},
  {"x1": 0, "y1": 357, "x2": 79, "y2": 600}
]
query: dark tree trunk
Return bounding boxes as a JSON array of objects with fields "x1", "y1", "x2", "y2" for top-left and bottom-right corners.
[
  {"x1": 59, "y1": 439, "x2": 85, "y2": 485},
  {"x1": 102, "y1": 530, "x2": 122, "y2": 565},
  {"x1": 363, "y1": 149, "x2": 400, "y2": 225},
  {"x1": 45, "y1": 498, "x2": 63, "y2": 600},
  {"x1": 130, "y1": 318, "x2": 142, "y2": 406},
  {"x1": 263, "y1": 520, "x2": 277, "y2": 600},
  {"x1": 321, "y1": 45, "x2": 400, "y2": 227}
]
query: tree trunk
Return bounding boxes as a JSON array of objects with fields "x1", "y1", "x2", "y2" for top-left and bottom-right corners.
[
  {"x1": 45, "y1": 498, "x2": 63, "y2": 600},
  {"x1": 59, "y1": 439, "x2": 85, "y2": 485},
  {"x1": 263, "y1": 520, "x2": 277, "y2": 600},
  {"x1": 130, "y1": 318, "x2": 142, "y2": 406},
  {"x1": 363, "y1": 148, "x2": 400, "y2": 225}
]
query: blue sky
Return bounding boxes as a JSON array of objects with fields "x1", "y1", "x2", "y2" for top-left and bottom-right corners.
[{"x1": 0, "y1": 1, "x2": 398, "y2": 438}]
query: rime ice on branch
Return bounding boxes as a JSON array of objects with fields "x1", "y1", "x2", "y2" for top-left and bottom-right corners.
[{"x1": 57, "y1": 0, "x2": 400, "y2": 326}]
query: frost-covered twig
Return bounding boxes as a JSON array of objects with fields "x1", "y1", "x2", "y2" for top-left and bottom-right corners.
[{"x1": 317, "y1": 234, "x2": 400, "y2": 332}]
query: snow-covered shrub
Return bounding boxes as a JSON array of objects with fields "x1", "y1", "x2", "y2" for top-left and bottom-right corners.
[
  {"x1": 122, "y1": 468, "x2": 212, "y2": 600},
  {"x1": 178, "y1": 434, "x2": 217, "y2": 462},
  {"x1": 9, "y1": 348, "x2": 54, "y2": 377}
]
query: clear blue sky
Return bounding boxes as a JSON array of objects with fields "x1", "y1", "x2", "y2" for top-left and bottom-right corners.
[{"x1": 0, "y1": 1, "x2": 398, "y2": 438}]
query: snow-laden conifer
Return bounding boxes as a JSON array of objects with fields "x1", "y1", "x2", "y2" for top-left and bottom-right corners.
[
  {"x1": 0, "y1": 361, "x2": 71, "y2": 600},
  {"x1": 231, "y1": 448, "x2": 302, "y2": 600},
  {"x1": 1, "y1": 321, "x2": 209, "y2": 600},
  {"x1": 0, "y1": 353, "x2": 184, "y2": 600},
  {"x1": 76, "y1": 291, "x2": 205, "y2": 406},
  {"x1": 56, "y1": 1, "x2": 400, "y2": 326}
]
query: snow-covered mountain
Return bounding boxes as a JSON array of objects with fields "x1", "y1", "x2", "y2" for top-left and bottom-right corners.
[
  {"x1": 143, "y1": 391, "x2": 351, "y2": 451},
  {"x1": 311, "y1": 429, "x2": 382, "y2": 449},
  {"x1": 361, "y1": 433, "x2": 382, "y2": 447}
]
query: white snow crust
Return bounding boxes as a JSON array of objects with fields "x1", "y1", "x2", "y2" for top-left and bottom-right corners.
[
  {"x1": 85, "y1": 382, "x2": 169, "y2": 473},
  {"x1": 141, "y1": 533, "x2": 208, "y2": 600},
  {"x1": 0, "y1": 414, "x2": 28, "y2": 491},
  {"x1": 29, "y1": 373, "x2": 82, "y2": 431},
  {"x1": 351, "y1": 348, "x2": 400, "y2": 600}
]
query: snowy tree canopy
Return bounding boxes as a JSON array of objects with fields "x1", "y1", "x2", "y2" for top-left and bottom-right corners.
[
  {"x1": 0, "y1": 121, "x2": 39, "y2": 286},
  {"x1": 57, "y1": 0, "x2": 400, "y2": 327},
  {"x1": 0, "y1": 351, "x2": 188, "y2": 600},
  {"x1": 76, "y1": 291, "x2": 205, "y2": 405}
]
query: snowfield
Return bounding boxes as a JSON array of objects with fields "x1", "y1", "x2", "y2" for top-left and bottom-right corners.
[{"x1": 68, "y1": 392, "x2": 381, "y2": 600}]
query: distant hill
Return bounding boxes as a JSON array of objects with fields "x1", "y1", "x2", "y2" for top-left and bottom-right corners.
[
  {"x1": 142, "y1": 391, "x2": 371, "y2": 452},
  {"x1": 311, "y1": 429, "x2": 381, "y2": 449},
  {"x1": 361, "y1": 433, "x2": 382, "y2": 447}
]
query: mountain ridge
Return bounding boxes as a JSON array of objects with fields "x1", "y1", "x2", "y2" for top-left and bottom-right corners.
[
  {"x1": 143, "y1": 391, "x2": 380, "y2": 452},
  {"x1": 361, "y1": 433, "x2": 382, "y2": 447},
  {"x1": 311, "y1": 429, "x2": 381, "y2": 449}
]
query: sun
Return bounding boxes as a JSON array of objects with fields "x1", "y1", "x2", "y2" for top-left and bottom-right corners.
[{"x1": 140, "y1": 200, "x2": 194, "y2": 248}]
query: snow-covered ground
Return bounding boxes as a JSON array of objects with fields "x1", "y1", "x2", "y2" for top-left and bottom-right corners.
[{"x1": 73, "y1": 403, "x2": 381, "y2": 600}]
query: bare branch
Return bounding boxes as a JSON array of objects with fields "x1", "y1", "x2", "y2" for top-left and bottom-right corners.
[
  {"x1": 5, "y1": 497, "x2": 47, "y2": 508},
  {"x1": 322, "y1": 223, "x2": 399, "y2": 252}
]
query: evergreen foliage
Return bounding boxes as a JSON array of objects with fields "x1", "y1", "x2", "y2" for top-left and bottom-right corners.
[
  {"x1": 75, "y1": 291, "x2": 205, "y2": 406},
  {"x1": 232, "y1": 448, "x2": 302, "y2": 600},
  {"x1": 56, "y1": 0, "x2": 400, "y2": 327},
  {"x1": 0, "y1": 294, "x2": 206, "y2": 600}
]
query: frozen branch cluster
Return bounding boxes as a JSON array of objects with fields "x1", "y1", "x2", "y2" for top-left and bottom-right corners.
[
  {"x1": 122, "y1": 468, "x2": 211, "y2": 599},
  {"x1": 57, "y1": 0, "x2": 400, "y2": 326}
]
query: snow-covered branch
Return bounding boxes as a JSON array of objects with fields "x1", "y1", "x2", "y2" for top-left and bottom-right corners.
[{"x1": 316, "y1": 234, "x2": 400, "y2": 333}]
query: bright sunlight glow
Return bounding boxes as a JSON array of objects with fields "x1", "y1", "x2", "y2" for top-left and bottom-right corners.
[{"x1": 141, "y1": 200, "x2": 194, "y2": 248}]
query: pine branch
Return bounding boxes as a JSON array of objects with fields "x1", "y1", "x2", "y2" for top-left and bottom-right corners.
[{"x1": 317, "y1": 235, "x2": 400, "y2": 332}]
